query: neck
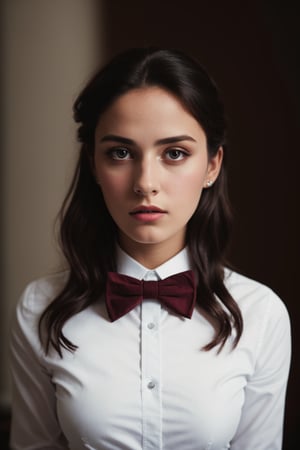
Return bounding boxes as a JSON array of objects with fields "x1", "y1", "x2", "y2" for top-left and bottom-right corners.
[{"x1": 118, "y1": 239, "x2": 186, "y2": 269}]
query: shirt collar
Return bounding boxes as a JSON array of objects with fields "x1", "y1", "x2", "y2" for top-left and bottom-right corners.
[{"x1": 116, "y1": 246, "x2": 192, "y2": 280}]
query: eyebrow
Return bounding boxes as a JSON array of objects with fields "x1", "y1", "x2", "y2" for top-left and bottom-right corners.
[{"x1": 99, "y1": 134, "x2": 197, "y2": 146}]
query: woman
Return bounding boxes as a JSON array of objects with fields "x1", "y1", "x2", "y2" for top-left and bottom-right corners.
[{"x1": 10, "y1": 48, "x2": 291, "y2": 449}]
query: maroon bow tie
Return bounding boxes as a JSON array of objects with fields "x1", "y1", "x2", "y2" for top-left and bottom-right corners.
[{"x1": 105, "y1": 270, "x2": 196, "y2": 321}]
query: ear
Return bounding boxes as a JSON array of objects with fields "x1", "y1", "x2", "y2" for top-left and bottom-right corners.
[{"x1": 204, "y1": 146, "x2": 223, "y2": 188}]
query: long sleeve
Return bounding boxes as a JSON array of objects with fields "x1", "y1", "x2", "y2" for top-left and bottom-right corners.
[
  {"x1": 231, "y1": 290, "x2": 291, "y2": 450},
  {"x1": 10, "y1": 282, "x2": 68, "y2": 449}
]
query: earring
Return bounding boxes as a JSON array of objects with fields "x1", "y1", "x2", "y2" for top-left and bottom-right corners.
[{"x1": 205, "y1": 180, "x2": 213, "y2": 187}]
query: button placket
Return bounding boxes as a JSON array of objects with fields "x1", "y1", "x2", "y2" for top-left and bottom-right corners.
[{"x1": 141, "y1": 270, "x2": 162, "y2": 449}]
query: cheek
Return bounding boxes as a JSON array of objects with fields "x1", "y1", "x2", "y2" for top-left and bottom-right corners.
[
  {"x1": 98, "y1": 171, "x2": 128, "y2": 196},
  {"x1": 171, "y1": 170, "x2": 205, "y2": 199}
]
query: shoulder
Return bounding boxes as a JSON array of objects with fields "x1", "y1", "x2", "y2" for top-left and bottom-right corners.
[
  {"x1": 224, "y1": 270, "x2": 291, "y2": 363},
  {"x1": 16, "y1": 271, "x2": 68, "y2": 321},
  {"x1": 224, "y1": 269, "x2": 290, "y2": 325},
  {"x1": 11, "y1": 272, "x2": 69, "y2": 358}
]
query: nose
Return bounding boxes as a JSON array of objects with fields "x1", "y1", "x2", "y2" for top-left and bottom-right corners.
[{"x1": 133, "y1": 156, "x2": 160, "y2": 196}]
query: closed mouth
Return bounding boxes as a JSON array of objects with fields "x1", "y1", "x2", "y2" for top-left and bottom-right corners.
[
  {"x1": 130, "y1": 210, "x2": 165, "y2": 214},
  {"x1": 129, "y1": 206, "x2": 167, "y2": 215}
]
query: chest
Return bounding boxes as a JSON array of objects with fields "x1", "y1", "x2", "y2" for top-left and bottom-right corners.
[{"x1": 46, "y1": 302, "x2": 254, "y2": 449}]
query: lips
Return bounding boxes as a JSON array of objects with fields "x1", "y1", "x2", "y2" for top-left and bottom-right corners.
[
  {"x1": 129, "y1": 205, "x2": 166, "y2": 215},
  {"x1": 129, "y1": 205, "x2": 167, "y2": 222}
]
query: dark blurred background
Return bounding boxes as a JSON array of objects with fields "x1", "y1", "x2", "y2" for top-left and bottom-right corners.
[{"x1": 1, "y1": 1, "x2": 299, "y2": 448}]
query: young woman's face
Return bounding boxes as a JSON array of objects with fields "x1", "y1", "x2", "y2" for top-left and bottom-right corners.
[{"x1": 94, "y1": 87, "x2": 222, "y2": 265}]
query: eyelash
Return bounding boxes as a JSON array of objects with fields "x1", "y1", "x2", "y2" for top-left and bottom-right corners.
[{"x1": 106, "y1": 147, "x2": 190, "y2": 162}]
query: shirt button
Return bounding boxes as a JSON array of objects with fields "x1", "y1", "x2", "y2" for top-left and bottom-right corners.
[
  {"x1": 147, "y1": 322, "x2": 155, "y2": 330},
  {"x1": 147, "y1": 381, "x2": 156, "y2": 390}
]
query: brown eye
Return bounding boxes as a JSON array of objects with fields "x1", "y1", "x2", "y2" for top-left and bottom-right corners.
[
  {"x1": 110, "y1": 148, "x2": 131, "y2": 160},
  {"x1": 165, "y1": 149, "x2": 187, "y2": 160}
]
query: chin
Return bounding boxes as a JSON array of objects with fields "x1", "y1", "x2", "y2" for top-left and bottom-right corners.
[{"x1": 122, "y1": 230, "x2": 167, "y2": 246}]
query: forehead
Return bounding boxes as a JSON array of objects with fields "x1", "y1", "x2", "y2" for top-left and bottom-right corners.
[{"x1": 95, "y1": 86, "x2": 205, "y2": 140}]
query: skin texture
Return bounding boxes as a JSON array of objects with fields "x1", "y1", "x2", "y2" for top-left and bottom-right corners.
[{"x1": 94, "y1": 87, "x2": 223, "y2": 268}]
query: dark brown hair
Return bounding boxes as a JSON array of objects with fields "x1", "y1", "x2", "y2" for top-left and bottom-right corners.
[{"x1": 39, "y1": 47, "x2": 243, "y2": 356}]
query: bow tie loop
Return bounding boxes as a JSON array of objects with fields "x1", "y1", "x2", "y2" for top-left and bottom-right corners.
[{"x1": 105, "y1": 270, "x2": 196, "y2": 321}]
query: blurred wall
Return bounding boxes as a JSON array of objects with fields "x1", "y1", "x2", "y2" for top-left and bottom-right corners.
[{"x1": 0, "y1": 0, "x2": 103, "y2": 407}]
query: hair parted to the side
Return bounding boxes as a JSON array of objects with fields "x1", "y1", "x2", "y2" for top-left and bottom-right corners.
[{"x1": 39, "y1": 47, "x2": 243, "y2": 356}]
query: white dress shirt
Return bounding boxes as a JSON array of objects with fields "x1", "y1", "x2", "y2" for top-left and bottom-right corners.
[{"x1": 10, "y1": 247, "x2": 291, "y2": 449}]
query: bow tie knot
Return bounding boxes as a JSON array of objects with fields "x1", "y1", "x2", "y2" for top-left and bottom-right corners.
[
  {"x1": 105, "y1": 270, "x2": 196, "y2": 321},
  {"x1": 142, "y1": 280, "x2": 159, "y2": 299}
]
